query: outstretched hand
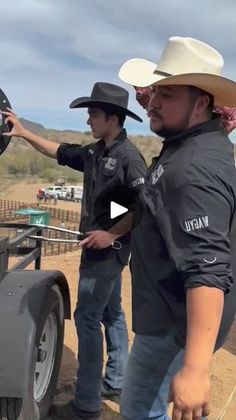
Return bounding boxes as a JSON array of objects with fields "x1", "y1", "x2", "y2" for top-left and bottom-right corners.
[{"x1": 1, "y1": 108, "x2": 27, "y2": 137}]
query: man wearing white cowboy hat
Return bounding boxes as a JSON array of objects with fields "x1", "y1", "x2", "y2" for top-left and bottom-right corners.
[
  {"x1": 118, "y1": 37, "x2": 236, "y2": 420},
  {"x1": 2, "y1": 82, "x2": 147, "y2": 420}
]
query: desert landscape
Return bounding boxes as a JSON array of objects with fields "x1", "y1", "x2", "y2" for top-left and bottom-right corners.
[{"x1": 1, "y1": 182, "x2": 236, "y2": 419}]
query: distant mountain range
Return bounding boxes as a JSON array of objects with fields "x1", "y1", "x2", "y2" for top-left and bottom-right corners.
[
  {"x1": 16, "y1": 117, "x2": 236, "y2": 162},
  {"x1": 19, "y1": 118, "x2": 46, "y2": 135}
]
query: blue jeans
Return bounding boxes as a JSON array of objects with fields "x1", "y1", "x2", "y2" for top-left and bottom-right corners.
[
  {"x1": 121, "y1": 331, "x2": 207, "y2": 420},
  {"x1": 74, "y1": 257, "x2": 129, "y2": 412}
]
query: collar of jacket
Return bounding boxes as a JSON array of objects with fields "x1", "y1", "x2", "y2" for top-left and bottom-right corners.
[{"x1": 98, "y1": 128, "x2": 127, "y2": 153}]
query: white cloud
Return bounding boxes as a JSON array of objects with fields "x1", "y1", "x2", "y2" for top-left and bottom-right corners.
[{"x1": 0, "y1": 0, "x2": 235, "y2": 132}]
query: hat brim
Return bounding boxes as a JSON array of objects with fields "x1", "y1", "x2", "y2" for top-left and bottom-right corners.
[
  {"x1": 70, "y1": 97, "x2": 143, "y2": 122},
  {"x1": 119, "y1": 58, "x2": 236, "y2": 107}
]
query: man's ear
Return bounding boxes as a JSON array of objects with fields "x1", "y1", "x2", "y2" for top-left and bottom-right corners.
[
  {"x1": 195, "y1": 95, "x2": 210, "y2": 115},
  {"x1": 110, "y1": 114, "x2": 119, "y2": 126}
]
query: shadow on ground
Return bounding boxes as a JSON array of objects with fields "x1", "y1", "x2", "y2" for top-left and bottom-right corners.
[
  {"x1": 223, "y1": 319, "x2": 236, "y2": 356},
  {"x1": 51, "y1": 344, "x2": 121, "y2": 419}
]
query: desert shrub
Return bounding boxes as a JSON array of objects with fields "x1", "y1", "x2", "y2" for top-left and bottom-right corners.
[{"x1": 39, "y1": 168, "x2": 59, "y2": 182}]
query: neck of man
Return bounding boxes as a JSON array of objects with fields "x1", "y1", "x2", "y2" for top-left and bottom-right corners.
[
  {"x1": 103, "y1": 127, "x2": 123, "y2": 147},
  {"x1": 156, "y1": 114, "x2": 211, "y2": 139},
  {"x1": 187, "y1": 114, "x2": 210, "y2": 130}
]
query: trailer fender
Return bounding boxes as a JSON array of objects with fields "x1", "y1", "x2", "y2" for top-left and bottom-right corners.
[{"x1": 0, "y1": 269, "x2": 71, "y2": 398}]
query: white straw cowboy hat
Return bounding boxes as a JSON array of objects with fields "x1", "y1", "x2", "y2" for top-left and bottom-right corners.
[{"x1": 119, "y1": 36, "x2": 236, "y2": 106}]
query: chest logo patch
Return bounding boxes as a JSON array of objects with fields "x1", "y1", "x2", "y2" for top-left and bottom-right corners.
[
  {"x1": 132, "y1": 177, "x2": 145, "y2": 187},
  {"x1": 105, "y1": 157, "x2": 117, "y2": 171},
  {"x1": 151, "y1": 164, "x2": 164, "y2": 185},
  {"x1": 184, "y1": 216, "x2": 209, "y2": 232},
  {"x1": 88, "y1": 148, "x2": 94, "y2": 156}
]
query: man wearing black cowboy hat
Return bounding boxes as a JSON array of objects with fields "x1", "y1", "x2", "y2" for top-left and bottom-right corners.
[{"x1": 3, "y1": 82, "x2": 146, "y2": 420}]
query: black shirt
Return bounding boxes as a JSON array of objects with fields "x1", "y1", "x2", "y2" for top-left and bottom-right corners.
[
  {"x1": 57, "y1": 129, "x2": 147, "y2": 267},
  {"x1": 131, "y1": 119, "x2": 236, "y2": 349}
]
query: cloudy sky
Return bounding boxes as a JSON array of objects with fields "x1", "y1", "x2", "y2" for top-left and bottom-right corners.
[{"x1": 0, "y1": 0, "x2": 236, "y2": 140}]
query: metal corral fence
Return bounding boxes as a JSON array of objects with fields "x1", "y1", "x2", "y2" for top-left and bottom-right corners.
[
  {"x1": 0, "y1": 199, "x2": 81, "y2": 223},
  {"x1": 0, "y1": 199, "x2": 81, "y2": 256},
  {"x1": 0, "y1": 209, "x2": 26, "y2": 222}
]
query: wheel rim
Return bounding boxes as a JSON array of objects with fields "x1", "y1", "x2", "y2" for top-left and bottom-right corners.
[{"x1": 34, "y1": 312, "x2": 58, "y2": 402}]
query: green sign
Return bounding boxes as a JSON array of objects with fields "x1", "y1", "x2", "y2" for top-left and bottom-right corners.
[{"x1": 15, "y1": 209, "x2": 50, "y2": 226}]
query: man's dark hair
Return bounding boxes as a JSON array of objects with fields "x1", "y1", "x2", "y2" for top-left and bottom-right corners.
[
  {"x1": 96, "y1": 103, "x2": 126, "y2": 127},
  {"x1": 188, "y1": 86, "x2": 214, "y2": 117}
]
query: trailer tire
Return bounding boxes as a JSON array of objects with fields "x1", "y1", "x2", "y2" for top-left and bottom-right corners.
[{"x1": 0, "y1": 284, "x2": 65, "y2": 420}]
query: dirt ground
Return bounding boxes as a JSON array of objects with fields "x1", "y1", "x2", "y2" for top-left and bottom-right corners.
[{"x1": 3, "y1": 183, "x2": 236, "y2": 419}]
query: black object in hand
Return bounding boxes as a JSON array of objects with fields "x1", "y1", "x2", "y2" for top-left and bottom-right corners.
[{"x1": 0, "y1": 88, "x2": 13, "y2": 156}]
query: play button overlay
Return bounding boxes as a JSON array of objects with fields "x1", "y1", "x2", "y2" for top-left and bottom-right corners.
[
  {"x1": 94, "y1": 185, "x2": 143, "y2": 231},
  {"x1": 110, "y1": 201, "x2": 128, "y2": 219}
]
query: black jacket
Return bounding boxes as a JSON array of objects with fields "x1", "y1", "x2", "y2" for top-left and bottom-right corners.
[
  {"x1": 57, "y1": 129, "x2": 147, "y2": 267},
  {"x1": 131, "y1": 119, "x2": 236, "y2": 349}
]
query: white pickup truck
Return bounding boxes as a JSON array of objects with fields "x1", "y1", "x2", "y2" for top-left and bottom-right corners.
[
  {"x1": 59, "y1": 186, "x2": 83, "y2": 202},
  {"x1": 58, "y1": 186, "x2": 72, "y2": 200},
  {"x1": 44, "y1": 185, "x2": 62, "y2": 198},
  {"x1": 73, "y1": 186, "x2": 83, "y2": 203}
]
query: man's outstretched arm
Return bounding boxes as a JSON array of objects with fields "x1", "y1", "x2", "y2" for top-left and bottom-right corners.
[{"x1": 2, "y1": 109, "x2": 59, "y2": 158}]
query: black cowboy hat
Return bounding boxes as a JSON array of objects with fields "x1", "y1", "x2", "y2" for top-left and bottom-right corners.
[{"x1": 70, "y1": 82, "x2": 142, "y2": 122}]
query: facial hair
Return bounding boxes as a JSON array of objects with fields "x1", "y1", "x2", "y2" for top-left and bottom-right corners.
[{"x1": 150, "y1": 101, "x2": 195, "y2": 138}]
